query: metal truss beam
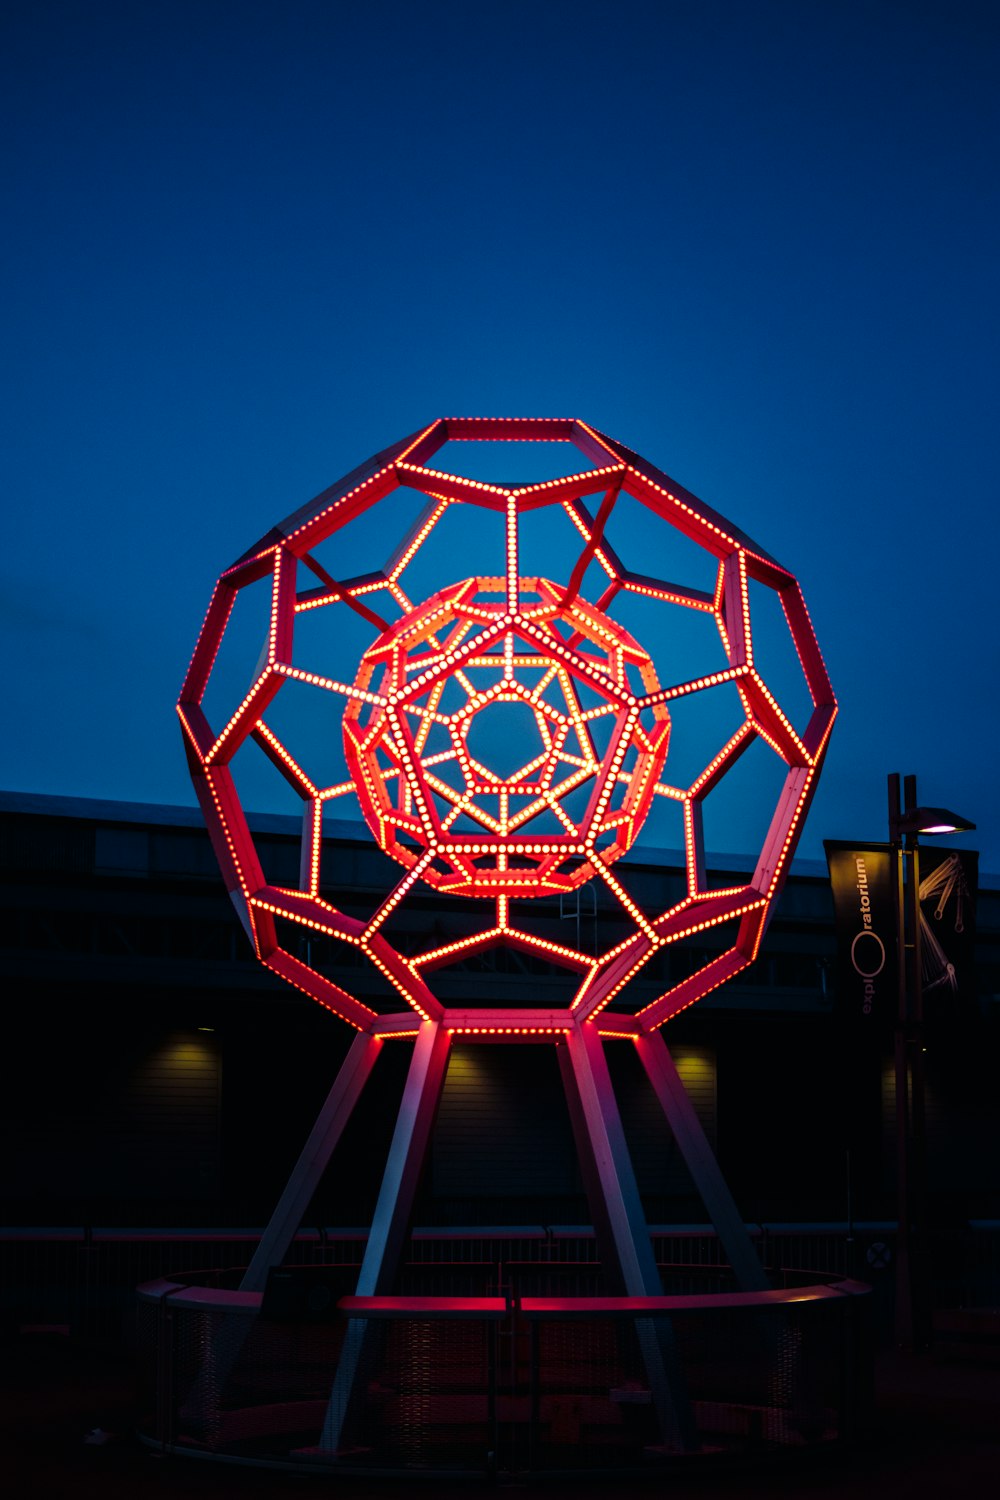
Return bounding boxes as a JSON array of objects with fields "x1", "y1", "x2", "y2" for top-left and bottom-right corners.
[
  {"x1": 319, "y1": 1020, "x2": 452, "y2": 1453},
  {"x1": 558, "y1": 1022, "x2": 698, "y2": 1452},
  {"x1": 240, "y1": 1030, "x2": 383, "y2": 1293},
  {"x1": 635, "y1": 1029, "x2": 769, "y2": 1292}
]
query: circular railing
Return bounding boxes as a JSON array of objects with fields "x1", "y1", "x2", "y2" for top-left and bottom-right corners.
[{"x1": 137, "y1": 1269, "x2": 872, "y2": 1475}]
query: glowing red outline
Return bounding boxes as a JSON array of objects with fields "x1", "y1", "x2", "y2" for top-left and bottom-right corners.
[
  {"x1": 179, "y1": 418, "x2": 836, "y2": 1037},
  {"x1": 343, "y1": 578, "x2": 670, "y2": 898}
]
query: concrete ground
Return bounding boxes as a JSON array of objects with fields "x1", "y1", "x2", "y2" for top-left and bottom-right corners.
[{"x1": 3, "y1": 1330, "x2": 999, "y2": 1499}]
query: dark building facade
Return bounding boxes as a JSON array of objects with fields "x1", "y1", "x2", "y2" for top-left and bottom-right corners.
[{"x1": 2, "y1": 790, "x2": 998, "y2": 1233}]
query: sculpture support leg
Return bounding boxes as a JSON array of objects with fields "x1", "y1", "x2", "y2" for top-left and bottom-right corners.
[
  {"x1": 241, "y1": 1030, "x2": 383, "y2": 1293},
  {"x1": 559, "y1": 1024, "x2": 662, "y2": 1294},
  {"x1": 635, "y1": 1030, "x2": 769, "y2": 1292},
  {"x1": 319, "y1": 1020, "x2": 452, "y2": 1453},
  {"x1": 558, "y1": 1023, "x2": 698, "y2": 1452},
  {"x1": 182, "y1": 1030, "x2": 382, "y2": 1434}
]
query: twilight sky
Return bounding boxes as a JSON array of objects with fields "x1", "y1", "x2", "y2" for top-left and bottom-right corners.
[{"x1": 2, "y1": 0, "x2": 996, "y2": 870}]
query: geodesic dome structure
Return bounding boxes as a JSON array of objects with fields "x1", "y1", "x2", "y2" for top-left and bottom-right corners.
[{"x1": 178, "y1": 417, "x2": 836, "y2": 1039}]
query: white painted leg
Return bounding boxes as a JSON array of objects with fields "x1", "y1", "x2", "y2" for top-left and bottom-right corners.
[
  {"x1": 635, "y1": 1030, "x2": 768, "y2": 1292},
  {"x1": 559, "y1": 1022, "x2": 698, "y2": 1452},
  {"x1": 242, "y1": 1030, "x2": 383, "y2": 1293},
  {"x1": 318, "y1": 1020, "x2": 452, "y2": 1454},
  {"x1": 182, "y1": 1030, "x2": 383, "y2": 1435}
]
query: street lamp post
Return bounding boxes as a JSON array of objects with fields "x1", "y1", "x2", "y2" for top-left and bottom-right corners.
[{"x1": 888, "y1": 772, "x2": 974, "y2": 1352}]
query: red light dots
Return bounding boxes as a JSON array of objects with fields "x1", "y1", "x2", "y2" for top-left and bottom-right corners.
[
  {"x1": 343, "y1": 578, "x2": 670, "y2": 899},
  {"x1": 179, "y1": 418, "x2": 835, "y2": 1038}
]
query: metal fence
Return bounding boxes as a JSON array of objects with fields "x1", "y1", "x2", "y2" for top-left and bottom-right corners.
[
  {"x1": 134, "y1": 1275, "x2": 873, "y2": 1475},
  {"x1": 3, "y1": 1221, "x2": 998, "y2": 1344}
]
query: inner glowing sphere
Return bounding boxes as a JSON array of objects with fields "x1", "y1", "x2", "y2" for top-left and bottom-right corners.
[{"x1": 343, "y1": 577, "x2": 670, "y2": 899}]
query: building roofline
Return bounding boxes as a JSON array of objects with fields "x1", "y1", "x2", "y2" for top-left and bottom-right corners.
[{"x1": 0, "y1": 787, "x2": 990, "y2": 885}]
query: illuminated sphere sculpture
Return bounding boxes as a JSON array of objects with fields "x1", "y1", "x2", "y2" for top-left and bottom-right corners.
[
  {"x1": 345, "y1": 577, "x2": 671, "y2": 899},
  {"x1": 179, "y1": 418, "x2": 836, "y2": 1037}
]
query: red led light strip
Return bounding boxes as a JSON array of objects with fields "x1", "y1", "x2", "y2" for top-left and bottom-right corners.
[{"x1": 180, "y1": 418, "x2": 835, "y2": 1036}]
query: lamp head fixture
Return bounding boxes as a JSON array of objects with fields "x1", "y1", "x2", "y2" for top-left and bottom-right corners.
[{"x1": 893, "y1": 805, "x2": 976, "y2": 839}]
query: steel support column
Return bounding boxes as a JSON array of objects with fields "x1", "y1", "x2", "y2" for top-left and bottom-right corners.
[
  {"x1": 181, "y1": 1031, "x2": 383, "y2": 1433},
  {"x1": 241, "y1": 1030, "x2": 383, "y2": 1293},
  {"x1": 635, "y1": 1029, "x2": 769, "y2": 1292},
  {"x1": 318, "y1": 1020, "x2": 452, "y2": 1453},
  {"x1": 558, "y1": 1021, "x2": 698, "y2": 1451}
]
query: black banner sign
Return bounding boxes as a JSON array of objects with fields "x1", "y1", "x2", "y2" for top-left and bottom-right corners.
[{"x1": 824, "y1": 841, "x2": 899, "y2": 1034}]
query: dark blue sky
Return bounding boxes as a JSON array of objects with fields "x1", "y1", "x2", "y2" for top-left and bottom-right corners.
[{"x1": 2, "y1": 0, "x2": 995, "y2": 868}]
